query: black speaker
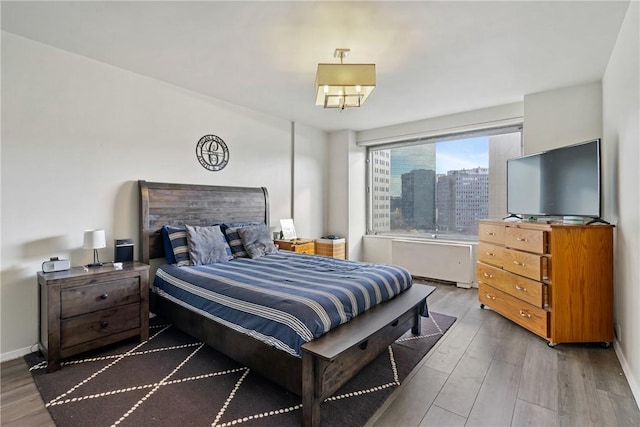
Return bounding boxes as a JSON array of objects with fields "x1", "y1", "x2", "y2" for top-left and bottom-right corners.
[{"x1": 114, "y1": 239, "x2": 134, "y2": 263}]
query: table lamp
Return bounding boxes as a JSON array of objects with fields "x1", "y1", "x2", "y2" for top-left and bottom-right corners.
[{"x1": 83, "y1": 229, "x2": 106, "y2": 268}]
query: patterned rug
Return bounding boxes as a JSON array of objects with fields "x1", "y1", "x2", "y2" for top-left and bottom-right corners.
[{"x1": 25, "y1": 312, "x2": 455, "y2": 427}]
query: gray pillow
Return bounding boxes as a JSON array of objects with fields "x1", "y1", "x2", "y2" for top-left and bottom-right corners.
[
  {"x1": 185, "y1": 224, "x2": 233, "y2": 265},
  {"x1": 238, "y1": 224, "x2": 278, "y2": 259}
]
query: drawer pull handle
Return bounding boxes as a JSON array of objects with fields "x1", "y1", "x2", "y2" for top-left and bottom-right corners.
[
  {"x1": 519, "y1": 310, "x2": 531, "y2": 318},
  {"x1": 359, "y1": 340, "x2": 369, "y2": 350},
  {"x1": 513, "y1": 261, "x2": 525, "y2": 266},
  {"x1": 486, "y1": 232, "x2": 495, "y2": 236},
  {"x1": 391, "y1": 319, "x2": 399, "y2": 327},
  {"x1": 100, "y1": 293, "x2": 109, "y2": 300},
  {"x1": 485, "y1": 252, "x2": 494, "y2": 256},
  {"x1": 483, "y1": 273, "x2": 493, "y2": 278},
  {"x1": 516, "y1": 237, "x2": 528, "y2": 242},
  {"x1": 100, "y1": 321, "x2": 109, "y2": 329},
  {"x1": 515, "y1": 285, "x2": 527, "y2": 292},
  {"x1": 485, "y1": 293, "x2": 496, "y2": 300}
]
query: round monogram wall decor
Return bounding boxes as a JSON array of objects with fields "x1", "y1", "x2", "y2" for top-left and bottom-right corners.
[{"x1": 195, "y1": 135, "x2": 229, "y2": 171}]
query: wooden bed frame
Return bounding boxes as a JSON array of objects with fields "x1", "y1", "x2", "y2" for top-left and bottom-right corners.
[{"x1": 139, "y1": 180, "x2": 434, "y2": 426}]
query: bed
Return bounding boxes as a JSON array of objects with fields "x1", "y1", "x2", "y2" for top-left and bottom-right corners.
[{"x1": 139, "y1": 180, "x2": 434, "y2": 426}]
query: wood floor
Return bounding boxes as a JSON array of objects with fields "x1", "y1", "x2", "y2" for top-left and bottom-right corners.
[
  {"x1": 1, "y1": 356, "x2": 54, "y2": 426},
  {"x1": 368, "y1": 282, "x2": 640, "y2": 427},
  {"x1": 2, "y1": 282, "x2": 639, "y2": 426}
]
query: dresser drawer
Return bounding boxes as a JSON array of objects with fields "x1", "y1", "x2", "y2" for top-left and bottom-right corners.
[
  {"x1": 61, "y1": 277, "x2": 141, "y2": 318},
  {"x1": 60, "y1": 303, "x2": 141, "y2": 349},
  {"x1": 479, "y1": 283, "x2": 549, "y2": 338},
  {"x1": 478, "y1": 223, "x2": 505, "y2": 245},
  {"x1": 477, "y1": 242, "x2": 506, "y2": 268},
  {"x1": 505, "y1": 227, "x2": 548, "y2": 254},
  {"x1": 503, "y1": 248, "x2": 548, "y2": 282},
  {"x1": 476, "y1": 262, "x2": 545, "y2": 308}
]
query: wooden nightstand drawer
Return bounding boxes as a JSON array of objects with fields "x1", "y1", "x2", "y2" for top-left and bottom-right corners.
[
  {"x1": 276, "y1": 239, "x2": 315, "y2": 255},
  {"x1": 293, "y1": 242, "x2": 314, "y2": 254},
  {"x1": 61, "y1": 277, "x2": 141, "y2": 318},
  {"x1": 60, "y1": 303, "x2": 140, "y2": 349}
]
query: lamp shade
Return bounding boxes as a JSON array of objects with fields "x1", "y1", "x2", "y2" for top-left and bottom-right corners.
[
  {"x1": 83, "y1": 229, "x2": 106, "y2": 249},
  {"x1": 314, "y1": 63, "x2": 376, "y2": 108}
]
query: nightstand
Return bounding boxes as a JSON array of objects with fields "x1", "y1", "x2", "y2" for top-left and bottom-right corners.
[
  {"x1": 38, "y1": 261, "x2": 150, "y2": 372},
  {"x1": 315, "y1": 238, "x2": 346, "y2": 259},
  {"x1": 275, "y1": 239, "x2": 315, "y2": 255}
]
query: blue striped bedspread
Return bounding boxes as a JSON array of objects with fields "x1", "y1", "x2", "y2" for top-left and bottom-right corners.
[{"x1": 153, "y1": 251, "x2": 417, "y2": 357}]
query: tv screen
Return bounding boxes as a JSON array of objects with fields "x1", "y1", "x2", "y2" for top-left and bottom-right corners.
[{"x1": 507, "y1": 139, "x2": 601, "y2": 218}]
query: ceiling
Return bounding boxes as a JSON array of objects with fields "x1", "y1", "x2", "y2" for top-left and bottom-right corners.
[{"x1": 1, "y1": 1, "x2": 630, "y2": 132}]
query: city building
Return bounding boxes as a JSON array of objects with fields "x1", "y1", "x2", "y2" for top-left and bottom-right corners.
[
  {"x1": 401, "y1": 169, "x2": 436, "y2": 229},
  {"x1": 436, "y1": 167, "x2": 489, "y2": 234},
  {"x1": 370, "y1": 149, "x2": 391, "y2": 231}
]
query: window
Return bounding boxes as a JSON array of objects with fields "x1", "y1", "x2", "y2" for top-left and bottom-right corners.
[{"x1": 367, "y1": 126, "x2": 522, "y2": 241}]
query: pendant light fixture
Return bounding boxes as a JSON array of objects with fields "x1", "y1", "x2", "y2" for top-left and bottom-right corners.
[{"x1": 314, "y1": 48, "x2": 376, "y2": 110}]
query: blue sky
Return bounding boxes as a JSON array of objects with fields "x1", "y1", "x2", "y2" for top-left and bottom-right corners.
[
  {"x1": 389, "y1": 136, "x2": 488, "y2": 196},
  {"x1": 435, "y1": 136, "x2": 488, "y2": 174}
]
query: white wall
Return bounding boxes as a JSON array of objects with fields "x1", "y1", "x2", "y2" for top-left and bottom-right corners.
[
  {"x1": 0, "y1": 32, "x2": 328, "y2": 359},
  {"x1": 326, "y1": 130, "x2": 367, "y2": 261},
  {"x1": 327, "y1": 131, "x2": 350, "y2": 244},
  {"x1": 348, "y1": 131, "x2": 367, "y2": 261},
  {"x1": 292, "y1": 122, "x2": 329, "y2": 238},
  {"x1": 603, "y1": 0, "x2": 640, "y2": 404},
  {"x1": 523, "y1": 81, "x2": 602, "y2": 154}
]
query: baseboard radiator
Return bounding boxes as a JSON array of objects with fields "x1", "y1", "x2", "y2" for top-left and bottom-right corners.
[{"x1": 391, "y1": 239, "x2": 475, "y2": 288}]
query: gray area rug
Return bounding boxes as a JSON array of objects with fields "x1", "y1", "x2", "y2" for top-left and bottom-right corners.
[{"x1": 25, "y1": 312, "x2": 455, "y2": 427}]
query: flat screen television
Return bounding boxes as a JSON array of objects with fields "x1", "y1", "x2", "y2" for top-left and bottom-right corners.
[{"x1": 506, "y1": 139, "x2": 601, "y2": 219}]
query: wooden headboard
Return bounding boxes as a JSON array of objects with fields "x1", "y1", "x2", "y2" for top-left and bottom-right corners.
[{"x1": 138, "y1": 180, "x2": 269, "y2": 263}]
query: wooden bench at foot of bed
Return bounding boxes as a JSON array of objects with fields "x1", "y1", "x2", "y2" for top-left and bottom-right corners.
[
  {"x1": 301, "y1": 283, "x2": 435, "y2": 427},
  {"x1": 153, "y1": 282, "x2": 434, "y2": 427}
]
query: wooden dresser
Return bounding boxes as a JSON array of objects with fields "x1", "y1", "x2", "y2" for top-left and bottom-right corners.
[
  {"x1": 38, "y1": 262, "x2": 149, "y2": 372},
  {"x1": 477, "y1": 219, "x2": 614, "y2": 346}
]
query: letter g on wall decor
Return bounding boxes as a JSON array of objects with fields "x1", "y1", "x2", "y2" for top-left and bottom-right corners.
[{"x1": 195, "y1": 135, "x2": 229, "y2": 171}]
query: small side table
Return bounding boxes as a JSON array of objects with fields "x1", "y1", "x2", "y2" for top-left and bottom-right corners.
[
  {"x1": 315, "y1": 238, "x2": 346, "y2": 259},
  {"x1": 38, "y1": 261, "x2": 150, "y2": 372},
  {"x1": 275, "y1": 239, "x2": 315, "y2": 255}
]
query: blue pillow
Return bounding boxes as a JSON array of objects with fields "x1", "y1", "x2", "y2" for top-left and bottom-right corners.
[
  {"x1": 223, "y1": 226, "x2": 249, "y2": 258},
  {"x1": 185, "y1": 225, "x2": 233, "y2": 265},
  {"x1": 161, "y1": 225, "x2": 190, "y2": 266},
  {"x1": 221, "y1": 222, "x2": 262, "y2": 258},
  {"x1": 238, "y1": 224, "x2": 278, "y2": 259},
  {"x1": 161, "y1": 225, "x2": 179, "y2": 264}
]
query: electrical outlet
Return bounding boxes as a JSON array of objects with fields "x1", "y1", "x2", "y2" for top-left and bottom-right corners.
[{"x1": 615, "y1": 323, "x2": 622, "y2": 343}]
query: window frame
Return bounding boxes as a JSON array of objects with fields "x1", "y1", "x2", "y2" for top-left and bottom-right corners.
[{"x1": 365, "y1": 124, "x2": 523, "y2": 240}]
